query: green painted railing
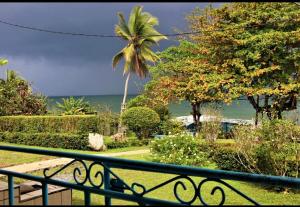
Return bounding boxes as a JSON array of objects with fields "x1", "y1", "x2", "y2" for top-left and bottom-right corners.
[{"x1": 0, "y1": 145, "x2": 299, "y2": 205}]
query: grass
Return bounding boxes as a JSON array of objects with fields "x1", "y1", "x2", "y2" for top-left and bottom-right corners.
[
  {"x1": 0, "y1": 142, "x2": 148, "y2": 168},
  {"x1": 0, "y1": 141, "x2": 299, "y2": 205}
]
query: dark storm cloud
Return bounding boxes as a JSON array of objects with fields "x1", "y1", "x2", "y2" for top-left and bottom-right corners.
[{"x1": 0, "y1": 3, "x2": 223, "y2": 96}]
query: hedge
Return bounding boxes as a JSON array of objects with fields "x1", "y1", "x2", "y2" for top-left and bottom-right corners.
[
  {"x1": 0, "y1": 115, "x2": 118, "y2": 135},
  {"x1": 0, "y1": 132, "x2": 89, "y2": 150}
]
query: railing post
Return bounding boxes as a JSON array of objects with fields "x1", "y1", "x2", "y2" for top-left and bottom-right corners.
[
  {"x1": 104, "y1": 164, "x2": 111, "y2": 206},
  {"x1": 8, "y1": 175, "x2": 14, "y2": 206},
  {"x1": 84, "y1": 190, "x2": 91, "y2": 206},
  {"x1": 42, "y1": 182, "x2": 48, "y2": 206}
]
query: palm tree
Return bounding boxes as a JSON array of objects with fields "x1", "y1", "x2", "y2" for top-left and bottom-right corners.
[{"x1": 112, "y1": 6, "x2": 167, "y2": 116}]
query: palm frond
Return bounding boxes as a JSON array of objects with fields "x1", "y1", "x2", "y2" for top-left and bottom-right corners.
[
  {"x1": 128, "y1": 6, "x2": 143, "y2": 35},
  {"x1": 140, "y1": 45, "x2": 160, "y2": 62},
  {"x1": 115, "y1": 13, "x2": 132, "y2": 40},
  {"x1": 112, "y1": 50, "x2": 124, "y2": 68}
]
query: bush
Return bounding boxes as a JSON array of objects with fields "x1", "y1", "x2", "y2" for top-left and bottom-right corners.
[
  {"x1": 104, "y1": 136, "x2": 150, "y2": 149},
  {"x1": 0, "y1": 114, "x2": 118, "y2": 136},
  {"x1": 121, "y1": 107, "x2": 160, "y2": 139},
  {"x1": 150, "y1": 133, "x2": 210, "y2": 166},
  {"x1": 233, "y1": 119, "x2": 300, "y2": 177},
  {"x1": 211, "y1": 146, "x2": 249, "y2": 172},
  {"x1": 127, "y1": 95, "x2": 171, "y2": 122},
  {"x1": 158, "y1": 119, "x2": 185, "y2": 135},
  {"x1": 0, "y1": 70, "x2": 47, "y2": 116},
  {"x1": 0, "y1": 132, "x2": 89, "y2": 150}
]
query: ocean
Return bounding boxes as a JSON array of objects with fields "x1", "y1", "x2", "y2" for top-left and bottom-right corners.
[
  {"x1": 47, "y1": 95, "x2": 300, "y2": 121},
  {"x1": 47, "y1": 95, "x2": 259, "y2": 119}
]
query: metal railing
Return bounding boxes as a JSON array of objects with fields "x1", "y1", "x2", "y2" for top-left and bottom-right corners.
[{"x1": 0, "y1": 145, "x2": 299, "y2": 206}]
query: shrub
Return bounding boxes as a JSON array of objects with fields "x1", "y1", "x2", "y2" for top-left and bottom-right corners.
[
  {"x1": 127, "y1": 95, "x2": 171, "y2": 122},
  {"x1": 158, "y1": 119, "x2": 185, "y2": 135},
  {"x1": 104, "y1": 136, "x2": 150, "y2": 149},
  {"x1": 0, "y1": 114, "x2": 118, "y2": 136},
  {"x1": 0, "y1": 70, "x2": 47, "y2": 116},
  {"x1": 121, "y1": 107, "x2": 160, "y2": 139},
  {"x1": 199, "y1": 107, "x2": 223, "y2": 142},
  {"x1": 0, "y1": 132, "x2": 89, "y2": 150},
  {"x1": 150, "y1": 133, "x2": 210, "y2": 166},
  {"x1": 233, "y1": 119, "x2": 300, "y2": 177},
  {"x1": 211, "y1": 146, "x2": 249, "y2": 172}
]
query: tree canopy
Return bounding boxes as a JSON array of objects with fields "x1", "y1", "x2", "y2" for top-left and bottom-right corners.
[{"x1": 186, "y1": 2, "x2": 300, "y2": 123}]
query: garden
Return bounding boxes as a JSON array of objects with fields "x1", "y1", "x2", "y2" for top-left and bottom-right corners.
[{"x1": 0, "y1": 2, "x2": 299, "y2": 205}]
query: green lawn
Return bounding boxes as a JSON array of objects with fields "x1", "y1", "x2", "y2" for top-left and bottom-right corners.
[
  {"x1": 0, "y1": 142, "x2": 299, "y2": 205},
  {"x1": 0, "y1": 142, "x2": 148, "y2": 168}
]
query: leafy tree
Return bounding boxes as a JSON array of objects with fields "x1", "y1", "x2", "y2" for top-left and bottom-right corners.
[
  {"x1": 0, "y1": 70, "x2": 47, "y2": 115},
  {"x1": 140, "y1": 40, "x2": 232, "y2": 132},
  {"x1": 112, "y1": 5, "x2": 167, "y2": 115},
  {"x1": 186, "y1": 3, "x2": 300, "y2": 124},
  {"x1": 56, "y1": 97, "x2": 94, "y2": 115}
]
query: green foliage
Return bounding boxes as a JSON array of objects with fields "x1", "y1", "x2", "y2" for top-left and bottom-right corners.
[
  {"x1": 127, "y1": 94, "x2": 148, "y2": 108},
  {"x1": 113, "y1": 6, "x2": 167, "y2": 117},
  {"x1": 112, "y1": 5, "x2": 167, "y2": 77},
  {"x1": 0, "y1": 59, "x2": 8, "y2": 66},
  {"x1": 127, "y1": 94, "x2": 171, "y2": 121},
  {"x1": 233, "y1": 119, "x2": 300, "y2": 177},
  {"x1": 187, "y1": 3, "x2": 300, "y2": 120},
  {"x1": 56, "y1": 97, "x2": 95, "y2": 115},
  {"x1": 150, "y1": 134, "x2": 210, "y2": 166},
  {"x1": 158, "y1": 119, "x2": 185, "y2": 135},
  {"x1": 104, "y1": 136, "x2": 150, "y2": 149},
  {"x1": 0, "y1": 132, "x2": 89, "y2": 150},
  {"x1": 139, "y1": 40, "x2": 231, "y2": 132},
  {"x1": 211, "y1": 146, "x2": 248, "y2": 172},
  {"x1": 121, "y1": 106, "x2": 160, "y2": 139},
  {"x1": 0, "y1": 70, "x2": 47, "y2": 116},
  {"x1": 0, "y1": 114, "x2": 118, "y2": 136}
]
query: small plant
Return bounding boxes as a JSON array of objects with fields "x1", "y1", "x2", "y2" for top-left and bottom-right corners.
[
  {"x1": 56, "y1": 97, "x2": 94, "y2": 115},
  {"x1": 121, "y1": 106, "x2": 160, "y2": 139}
]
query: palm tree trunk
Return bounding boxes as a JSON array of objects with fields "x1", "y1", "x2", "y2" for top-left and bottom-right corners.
[
  {"x1": 118, "y1": 72, "x2": 131, "y2": 133},
  {"x1": 121, "y1": 72, "x2": 131, "y2": 113}
]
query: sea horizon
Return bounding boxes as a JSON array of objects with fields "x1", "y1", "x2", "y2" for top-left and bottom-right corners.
[{"x1": 47, "y1": 94, "x2": 257, "y2": 120}]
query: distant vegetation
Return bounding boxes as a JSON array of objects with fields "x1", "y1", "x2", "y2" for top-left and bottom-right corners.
[
  {"x1": 56, "y1": 96, "x2": 95, "y2": 115},
  {"x1": 0, "y1": 69, "x2": 47, "y2": 116}
]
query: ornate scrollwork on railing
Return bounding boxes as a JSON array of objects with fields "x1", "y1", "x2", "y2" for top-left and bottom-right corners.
[
  {"x1": 126, "y1": 175, "x2": 260, "y2": 206},
  {"x1": 42, "y1": 159, "x2": 259, "y2": 205},
  {"x1": 43, "y1": 159, "x2": 104, "y2": 187},
  {"x1": 197, "y1": 178, "x2": 259, "y2": 206}
]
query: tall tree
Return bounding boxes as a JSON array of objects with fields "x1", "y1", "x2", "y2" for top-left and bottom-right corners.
[
  {"x1": 187, "y1": 3, "x2": 300, "y2": 124},
  {"x1": 141, "y1": 41, "x2": 232, "y2": 132},
  {"x1": 112, "y1": 5, "x2": 167, "y2": 116}
]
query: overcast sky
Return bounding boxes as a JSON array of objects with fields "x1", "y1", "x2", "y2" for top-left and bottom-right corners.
[{"x1": 0, "y1": 3, "x2": 223, "y2": 96}]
